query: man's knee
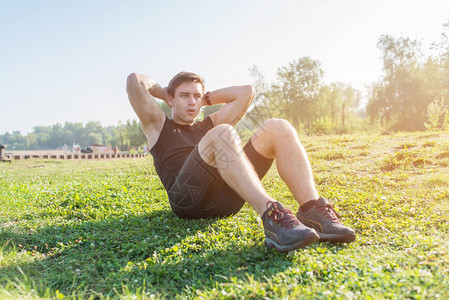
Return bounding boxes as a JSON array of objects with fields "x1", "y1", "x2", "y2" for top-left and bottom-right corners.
[
  {"x1": 207, "y1": 124, "x2": 241, "y2": 146},
  {"x1": 262, "y1": 118, "x2": 296, "y2": 137}
]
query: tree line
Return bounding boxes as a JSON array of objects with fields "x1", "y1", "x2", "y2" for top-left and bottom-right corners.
[
  {"x1": 367, "y1": 22, "x2": 449, "y2": 131},
  {"x1": 241, "y1": 18, "x2": 449, "y2": 134},
  {"x1": 2, "y1": 18, "x2": 449, "y2": 150},
  {"x1": 0, "y1": 120, "x2": 146, "y2": 151},
  {"x1": 242, "y1": 60, "x2": 363, "y2": 135}
]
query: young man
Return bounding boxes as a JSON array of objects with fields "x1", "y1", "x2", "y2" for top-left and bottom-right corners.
[{"x1": 126, "y1": 71, "x2": 355, "y2": 252}]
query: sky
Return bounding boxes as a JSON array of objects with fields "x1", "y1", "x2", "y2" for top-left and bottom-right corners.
[{"x1": 1, "y1": 0, "x2": 449, "y2": 135}]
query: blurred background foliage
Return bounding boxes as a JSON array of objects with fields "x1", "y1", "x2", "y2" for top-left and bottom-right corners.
[{"x1": 2, "y1": 19, "x2": 449, "y2": 150}]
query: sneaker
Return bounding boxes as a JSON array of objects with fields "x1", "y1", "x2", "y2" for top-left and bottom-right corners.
[
  {"x1": 262, "y1": 201, "x2": 319, "y2": 252},
  {"x1": 296, "y1": 197, "x2": 356, "y2": 243}
]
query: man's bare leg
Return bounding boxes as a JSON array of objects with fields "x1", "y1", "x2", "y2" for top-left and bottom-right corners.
[
  {"x1": 248, "y1": 119, "x2": 356, "y2": 243},
  {"x1": 198, "y1": 123, "x2": 320, "y2": 251},
  {"x1": 249, "y1": 118, "x2": 319, "y2": 205},
  {"x1": 198, "y1": 124, "x2": 273, "y2": 216}
]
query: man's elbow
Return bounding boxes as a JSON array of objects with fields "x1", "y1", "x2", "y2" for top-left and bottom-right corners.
[
  {"x1": 126, "y1": 73, "x2": 139, "y2": 93},
  {"x1": 244, "y1": 84, "x2": 255, "y2": 103}
]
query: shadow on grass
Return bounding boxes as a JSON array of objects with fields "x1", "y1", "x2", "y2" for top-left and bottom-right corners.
[{"x1": 0, "y1": 209, "x2": 299, "y2": 298}]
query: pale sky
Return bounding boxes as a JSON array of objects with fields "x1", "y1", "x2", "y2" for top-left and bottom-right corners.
[{"x1": 1, "y1": 0, "x2": 448, "y2": 134}]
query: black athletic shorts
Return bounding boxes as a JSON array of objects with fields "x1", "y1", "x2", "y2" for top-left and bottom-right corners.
[{"x1": 167, "y1": 139, "x2": 274, "y2": 219}]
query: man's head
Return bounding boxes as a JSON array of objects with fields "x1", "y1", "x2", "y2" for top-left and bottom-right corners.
[
  {"x1": 168, "y1": 72, "x2": 205, "y2": 98},
  {"x1": 167, "y1": 72, "x2": 205, "y2": 125}
]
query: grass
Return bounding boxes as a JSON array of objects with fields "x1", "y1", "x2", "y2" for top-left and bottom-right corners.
[{"x1": 0, "y1": 131, "x2": 448, "y2": 299}]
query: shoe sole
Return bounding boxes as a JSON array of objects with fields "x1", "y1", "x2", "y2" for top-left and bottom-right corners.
[
  {"x1": 318, "y1": 232, "x2": 356, "y2": 243},
  {"x1": 265, "y1": 232, "x2": 319, "y2": 253}
]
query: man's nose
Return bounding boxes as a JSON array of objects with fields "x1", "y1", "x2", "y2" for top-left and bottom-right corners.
[{"x1": 187, "y1": 95, "x2": 195, "y2": 104}]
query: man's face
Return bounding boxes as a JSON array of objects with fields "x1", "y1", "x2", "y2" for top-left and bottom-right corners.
[{"x1": 169, "y1": 81, "x2": 203, "y2": 125}]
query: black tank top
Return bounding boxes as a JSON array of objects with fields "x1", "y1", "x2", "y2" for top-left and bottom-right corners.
[{"x1": 150, "y1": 116, "x2": 214, "y2": 190}]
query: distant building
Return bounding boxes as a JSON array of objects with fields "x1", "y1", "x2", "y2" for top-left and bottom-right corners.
[
  {"x1": 72, "y1": 144, "x2": 81, "y2": 152},
  {"x1": 87, "y1": 144, "x2": 110, "y2": 152}
]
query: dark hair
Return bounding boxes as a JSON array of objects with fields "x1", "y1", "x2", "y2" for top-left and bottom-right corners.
[{"x1": 167, "y1": 72, "x2": 205, "y2": 97}]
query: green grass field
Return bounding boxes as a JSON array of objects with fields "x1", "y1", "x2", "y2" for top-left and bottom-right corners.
[{"x1": 1, "y1": 131, "x2": 448, "y2": 299}]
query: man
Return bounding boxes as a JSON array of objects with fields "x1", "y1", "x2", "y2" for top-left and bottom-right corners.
[{"x1": 126, "y1": 71, "x2": 355, "y2": 252}]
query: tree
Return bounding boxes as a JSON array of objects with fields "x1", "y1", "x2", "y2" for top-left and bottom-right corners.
[
  {"x1": 111, "y1": 122, "x2": 126, "y2": 150},
  {"x1": 249, "y1": 65, "x2": 269, "y2": 100},
  {"x1": 275, "y1": 57, "x2": 324, "y2": 132},
  {"x1": 243, "y1": 65, "x2": 277, "y2": 129},
  {"x1": 432, "y1": 18, "x2": 449, "y2": 97},
  {"x1": 125, "y1": 119, "x2": 146, "y2": 149},
  {"x1": 33, "y1": 126, "x2": 51, "y2": 149},
  {"x1": 339, "y1": 84, "x2": 361, "y2": 127},
  {"x1": 63, "y1": 122, "x2": 84, "y2": 145},
  {"x1": 49, "y1": 124, "x2": 64, "y2": 148},
  {"x1": 87, "y1": 132, "x2": 103, "y2": 145},
  {"x1": 25, "y1": 133, "x2": 38, "y2": 149},
  {"x1": 0, "y1": 132, "x2": 11, "y2": 145},
  {"x1": 319, "y1": 84, "x2": 340, "y2": 126},
  {"x1": 367, "y1": 35, "x2": 436, "y2": 131},
  {"x1": 84, "y1": 121, "x2": 110, "y2": 146},
  {"x1": 158, "y1": 101, "x2": 172, "y2": 118},
  {"x1": 241, "y1": 65, "x2": 282, "y2": 130},
  {"x1": 424, "y1": 96, "x2": 447, "y2": 130}
]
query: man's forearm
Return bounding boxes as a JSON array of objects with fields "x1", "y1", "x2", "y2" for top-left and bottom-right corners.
[
  {"x1": 207, "y1": 85, "x2": 254, "y2": 106},
  {"x1": 135, "y1": 74, "x2": 168, "y2": 102},
  {"x1": 203, "y1": 84, "x2": 255, "y2": 126},
  {"x1": 149, "y1": 83, "x2": 168, "y2": 101}
]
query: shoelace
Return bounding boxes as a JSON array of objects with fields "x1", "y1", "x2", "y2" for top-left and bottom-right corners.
[
  {"x1": 317, "y1": 204, "x2": 341, "y2": 223},
  {"x1": 267, "y1": 202, "x2": 300, "y2": 229}
]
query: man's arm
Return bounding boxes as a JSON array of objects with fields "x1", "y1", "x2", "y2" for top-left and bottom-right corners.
[
  {"x1": 126, "y1": 73, "x2": 167, "y2": 148},
  {"x1": 207, "y1": 85, "x2": 255, "y2": 126}
]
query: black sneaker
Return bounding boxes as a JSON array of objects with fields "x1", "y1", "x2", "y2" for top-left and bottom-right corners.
[
  {"x1": 296, "y1": 197, "x2": 356, "y2": 243},
  {"x1": 262, "y1": 201, "x2": 319, "y2": 252}
]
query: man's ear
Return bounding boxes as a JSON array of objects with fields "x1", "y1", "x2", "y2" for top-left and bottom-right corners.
[{"x1": 167, "y1": 95, "x2": 173, "y2": 108}]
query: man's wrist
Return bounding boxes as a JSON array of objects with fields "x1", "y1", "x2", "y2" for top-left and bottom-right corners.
[
  {"x1": 204, "y1": 91, "x2": 212, "y2": 106},
  {"x1": 149, "y1": 83, "x2": 164, "y2": 99},
  {"x1": 147, "y1": 82, "x2": 158, "y2": 94}
]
